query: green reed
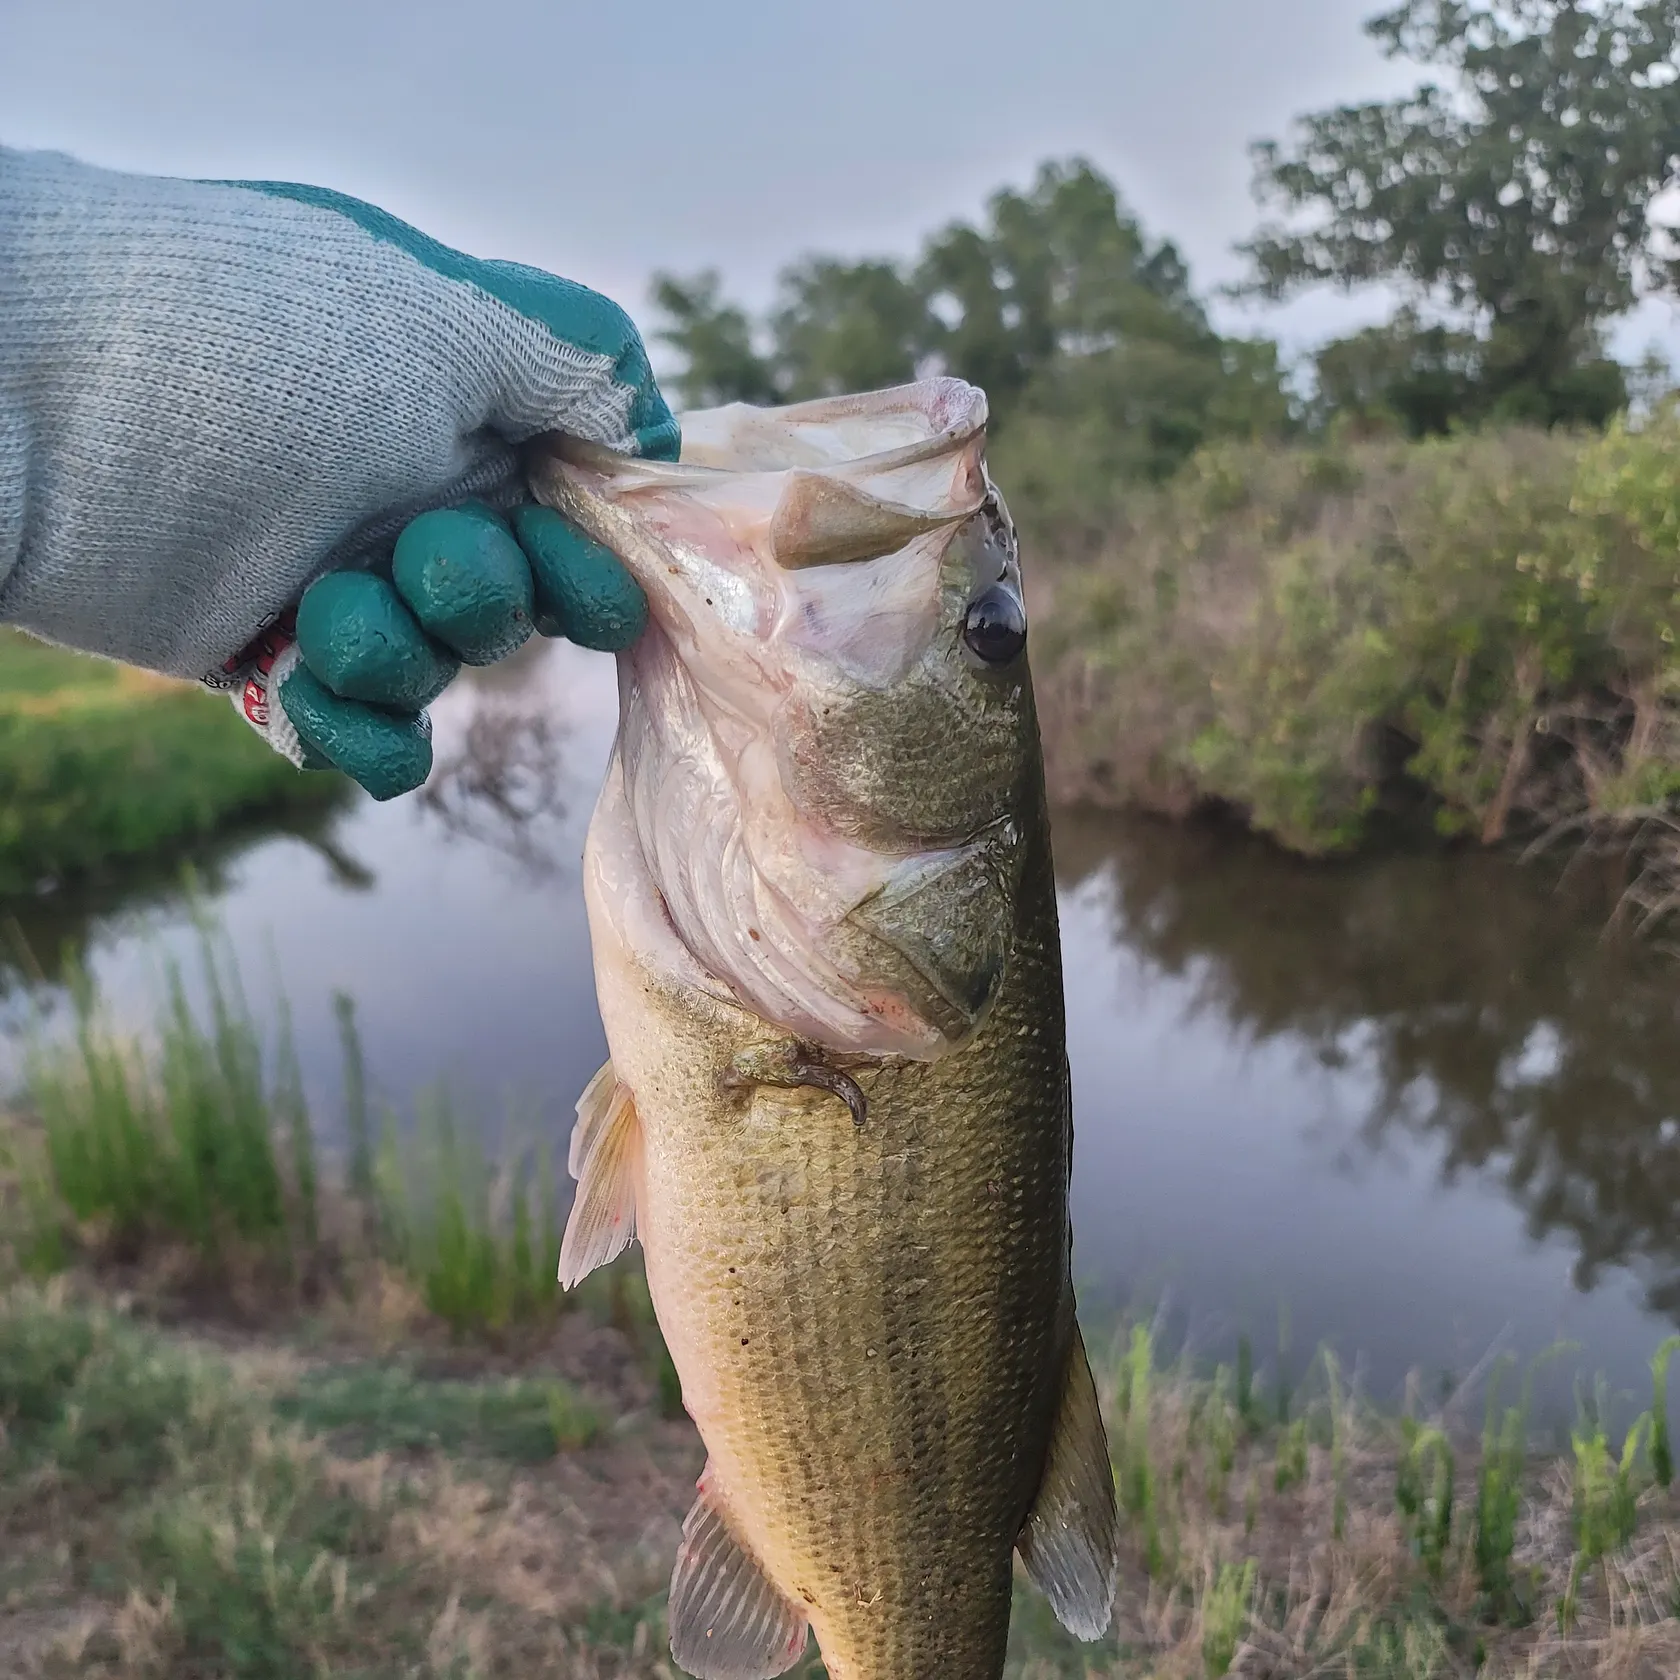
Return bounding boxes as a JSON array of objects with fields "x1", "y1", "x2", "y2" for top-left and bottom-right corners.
[
  {"x1": 1396, "y1": 1419, "x2": 1455, "y2": 1580},
  {"x1": 1112, "y1": 1323, "x2": 1171, "y2": 1576},
  {"x1": 1324, "y1": 1348, "x2": 1350, "y2": 1540},
  {"x1": 1649, "y1": 1336, "x2": 1680, "y2": 1490},
  {"x1": 1235, "y1": 1335, "x2": 1259, "y2": 1433},
  {"x1": 373, "y1": 1091, "x2": 563, "y2": 1336},
  {"x1": 1202, "y1": 1363, "x2": 1240, "y2": 1517},
  {"x1": 334, "y1": 991, "x2": 374, "y2": 1210},
  {"x1": 25, "y1": 926, "x2": 313, "y2": 1273},
  {"x1": 1473, "y1": 1358, "x2": 1529, "y2": 1621},
  {"x1": 1473, "y1": 1347, "x2": 1576, "y2": 1624},
  {"x1": 1559, "y1": 1377, "x2": 1649, "y2": 1631},
  {"x1": 1273, "y1": 1418, "x2": 1309, "y2": 1493},
  {"x1": 1200, "y1": 1559, "x2": 1256, "y2": 1679}
]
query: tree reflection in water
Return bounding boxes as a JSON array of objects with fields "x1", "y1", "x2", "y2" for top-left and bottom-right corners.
[
  {"x1": 1053, "y1": 811, "x2": 1680, "y2": 1325},
  {"x1": 0, "y1": 792, "x2": 361, "y2": 1020},
  {"x1": 418, "y1": 700, "x2": 570, "y2": 882}
]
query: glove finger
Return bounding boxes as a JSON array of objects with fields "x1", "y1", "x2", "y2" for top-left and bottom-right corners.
[
  {"x1": 296, "y1": 570, "x2": 459, "y2": 709},
  {"x1": 391, "y1": 505, "x2": 535, "y2": 666},
  {"x1": 606, "y1": 315, "x2": 679, "y2": 461},
  {"x1": 279, "y1": 664, "x2": 433, "y2": 802},
  {"x1": 472, "y1": 265, "x2": 681, "y2": 463},
  {"x1": 634, "y1": 408, "x2": 682, "y2": 464},
  {"x1": 511, "y1": 505, "x2": 649, "y2": 652}
]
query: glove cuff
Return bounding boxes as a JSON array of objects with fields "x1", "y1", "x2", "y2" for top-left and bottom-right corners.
[{"x1": 204, "y1": 614, "x2": 307, "y2": 768}]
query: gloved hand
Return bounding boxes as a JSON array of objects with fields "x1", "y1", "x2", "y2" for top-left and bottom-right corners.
[
  {"x1": 218, "y1": 494, "x2": 651, "y2": 798},
  {"x1": 0, "y1": 149, "x2": 677, "y2": 799}
]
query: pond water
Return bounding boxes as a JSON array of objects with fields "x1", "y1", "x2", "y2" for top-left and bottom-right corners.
[{"x1": 8, "y1": 639, "x2": 1680, "y2": 1413}]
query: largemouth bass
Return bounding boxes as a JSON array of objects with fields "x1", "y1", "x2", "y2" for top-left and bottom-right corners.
[{"x1": 527, "y1": 379, "x2": 1119, "y2": 1680}]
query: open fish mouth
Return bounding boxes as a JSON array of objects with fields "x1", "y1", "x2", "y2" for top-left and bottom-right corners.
[
  {"x1": 526, "y1": 380, "x2": 1027, "y2": 1061},
  {"x1": 534, "y1": 380, "x2": 990, "y2": 683}
]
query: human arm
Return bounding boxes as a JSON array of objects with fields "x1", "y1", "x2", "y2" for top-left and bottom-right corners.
[{"x1": 0, "y1": 145, "x2": 676, "y2": 797}]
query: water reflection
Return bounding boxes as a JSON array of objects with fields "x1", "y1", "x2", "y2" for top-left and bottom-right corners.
[
  {"x1": 418, "y1": 702, "x2": 571, "y2": 881},
  {"x1": 0, "y1": 797, "x2": 359, "y2": 1008},
  {"x1": 5, "y1": 639, "x2": 1678, "y2": 1400},
  {"x1": 1056, "y1": 813, "x2": 1680, "y2": 1389}
]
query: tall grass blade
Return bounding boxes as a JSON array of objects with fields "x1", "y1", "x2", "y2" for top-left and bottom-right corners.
[
  {"x1": 335, "y1": 991, "x2": 374, "y2": 1209},
  {"x1": 1651, "y1": 1336, "x2": 1680, "y2": 1489}
]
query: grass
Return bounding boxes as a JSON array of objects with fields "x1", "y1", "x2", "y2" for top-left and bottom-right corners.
[
  {"x1": 0, "y1": 629, "x2": 345, "y2": 893},
  {"x1": 14, "y1": 949, "x2": 1680, "y2": 1676},
  {"x1": 274, "y1": 1362, "x2": 602, "y2": 1462},
  {"x1": 0, "y1": 1286, "x2": 640, "y2": 1679},
  {"x1": 1044, "y1": 1322, "x2": 1680, "y2": 1678},
  {"x1": 12, "y1": 927, "x2": 616, "y2": 1349},
  {"x1": 28, "y1": 944, "x2": 303, "y2": 1269},
  {"x1": 17, "y1": 1272, "x2": 1680, "y2": 1679},
  {"x1": 374, "y1": 1092, "x2": 564, "y2": 1337},
  {"x1": 14, "y1": 924, "x2": 324, "y2": 1307}
]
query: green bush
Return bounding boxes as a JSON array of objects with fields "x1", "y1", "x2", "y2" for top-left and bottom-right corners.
[
  {"x1": 1034, "y1": 411, "x2": 1680, "y2": 862},
  {"x1": 0, "y1": 629, "x2": 343, "y2": 892}
]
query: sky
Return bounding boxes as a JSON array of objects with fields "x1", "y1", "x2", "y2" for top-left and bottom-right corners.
[{"x1": 6, "y1": 0, "x2": 1680, "y2": 371}]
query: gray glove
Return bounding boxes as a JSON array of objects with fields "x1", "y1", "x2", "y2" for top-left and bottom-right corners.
[{"x1": 0, "y1": 145, "x2": 677, "y2": 797}]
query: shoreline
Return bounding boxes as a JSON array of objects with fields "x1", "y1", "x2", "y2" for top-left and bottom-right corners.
[
  {"x1": 7, "y1": 1269, "x2": 1680, "y2": 1679},
  {"x1": 1026, "y1": 416, "x2": 1680, "y2": 932},
  {"x1": 0, "y1": 629, "x2": 347, "y2": 897},
  {"x1": 6, "y1": 952, "x2": 1680, "y2": 1678}
]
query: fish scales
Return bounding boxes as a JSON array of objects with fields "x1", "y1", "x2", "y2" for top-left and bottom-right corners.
[
  {"x1": 530, "y1": 379, "x2": 1118, "y2": 1680},
  {"x1": 628, "y1": 819, "x2": 1068, "y2": 1676}
]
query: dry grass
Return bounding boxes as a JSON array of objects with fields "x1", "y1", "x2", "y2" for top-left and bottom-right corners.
[
  {"x1": 9, "y1": 1274, "x2": 1680, "y2": 1679},
  {"x1": 0, "y1": 1278, "x2": 698, "y2": 1680},
  {"x1": 1022, "y1": 1333, "x2": 1680, "y2": 1680}
]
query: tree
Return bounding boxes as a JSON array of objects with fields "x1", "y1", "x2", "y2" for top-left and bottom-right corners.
[
  {"x1": 647, "y1": 159, "x2": 1298, "y2": 522},
  {"x1": 770, "y1": 259, "x2": 929, "y2": 400},
  {"x1": 922, "y1": 162, "x2": 1297, "y2": 513},
  {"x1": 918, "y1": 160, "x2": 1215, "y2": 423},
  {"x1": 653, "y1": 262, "x2": 927, "y2": 409},
  {"x1": 650, "y1": 271, "x2": 779, "y2": 409},
  {"x1": 1313, "y1": 309, "x2": 1484, "y2": 436},
  {"x1": 1244, "y1": 0, "x2": 1680, "y2": 428}
]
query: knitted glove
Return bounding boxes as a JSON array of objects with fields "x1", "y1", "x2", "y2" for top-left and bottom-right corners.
[{"x1": 0, "y1": 146, "x2": 676, "y2": 799}]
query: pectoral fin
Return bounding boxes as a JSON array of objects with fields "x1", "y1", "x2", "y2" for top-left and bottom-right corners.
[
  {"x1": 725, "y1": 1041, "x2": 869, "y2": 1128},
  {"x1": 1017, "y1": 1320, "x2": 1121, "y2": 1641},
  {"x1": 669, "y1": 1470, "x2": 809, "y2": 1680},
  {"x1": 557, "y1": 1062, "x2": 642, "y2": 1289}
]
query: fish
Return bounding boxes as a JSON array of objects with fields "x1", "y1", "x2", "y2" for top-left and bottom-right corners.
[{"x1": 525, "y1": 377, "x2": 1119, "y2": 1680}]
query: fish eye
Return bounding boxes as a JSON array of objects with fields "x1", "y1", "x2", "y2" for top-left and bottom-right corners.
[{"x1": 961, "y1": 584, "x2": 1028, "y2": 665}]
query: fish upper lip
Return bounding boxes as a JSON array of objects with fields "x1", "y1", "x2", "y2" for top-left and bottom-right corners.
[
  {"x1": 523, "y1": 381, "x2": 991, "y2": 591},
  {"x1": 534, "y1": 376, "x2": 990, "y2": 485}
]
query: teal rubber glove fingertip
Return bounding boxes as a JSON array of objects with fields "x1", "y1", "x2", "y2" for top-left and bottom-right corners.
[
  {"x1": 279, "y1": 664, "x2": 433, "y2": 801},
  {"x1": 295, "y1": 570, "x2": 459, "y2": 709},
  {"x1": 392, "y1": 505, "x2": 535, "y2": 666},
  {"x1": 634, "y1": 412, "x2": 682, "y2": 464},
  {"x1": 512, "y1": 505, "x2": 649, "y2": 651}
]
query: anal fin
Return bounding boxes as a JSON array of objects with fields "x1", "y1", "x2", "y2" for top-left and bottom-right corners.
[
  {"x1": 1018, "y1": 1318, "x2": 1121, "y2": 1642},
  {"x1": 558, "y1": 1061, "x2": 642, "y2": 1289},
  {"x1": 669, "y1": 1470, "x2": 809, "y2": 1680}
]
